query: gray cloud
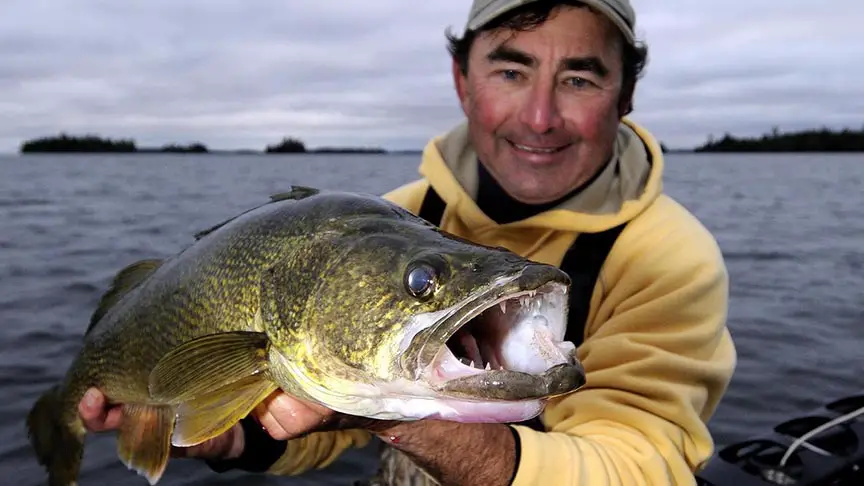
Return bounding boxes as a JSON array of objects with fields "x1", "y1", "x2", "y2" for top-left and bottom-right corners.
[{"x1": 0, "y1": 0, "x2": 857, "y2": 152}]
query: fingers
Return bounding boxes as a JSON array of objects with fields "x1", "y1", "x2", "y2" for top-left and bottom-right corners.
[
  {"x1": 172, "y1": 424, "x2": 241, "y2": 460},
  {"x1": 102, "y1": 407, "x2": 124, "y2": 430},
  {"x1": 76, "y1": 387, "x2": 244, "y2": 463},
  {"x1": 78, "y1": 388, "x2": 123, "y2": 432},
  {"x1": 78, "y1": 387, "x2": 335, "y2": 452},
  {"x1": 253, "y1": 392, "x2": 333, "y2": 441}
]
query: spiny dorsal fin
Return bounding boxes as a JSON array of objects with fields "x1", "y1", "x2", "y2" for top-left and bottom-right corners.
[
  {"x1": 87, "y1": 259, "x2": 163, "y2": 333},
  {"x1": 269, "y1": 185, "x2": 320, "y2": 202},
  {"x1": 193, "y1": 186, "x2": 322, "y2": 241}
]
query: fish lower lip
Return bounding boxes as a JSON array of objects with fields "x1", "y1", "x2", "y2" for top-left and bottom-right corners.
[{"x1": 436, "y1": 362, "x2": 585, "y2": 400}]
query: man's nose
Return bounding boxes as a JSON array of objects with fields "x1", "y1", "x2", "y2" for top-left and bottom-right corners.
[{"x1": 519, "y1": 82, "x2": 564, "y2": 134}]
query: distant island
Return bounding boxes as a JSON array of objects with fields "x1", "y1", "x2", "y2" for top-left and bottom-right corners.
[
  {"x1": 149, "y1": 142, "x2": 208, "y2": 153},
  {"x1": 20, "y1": 134, "x2": 138, "y2": 153},
  {"x1": 20, "y1": 134, "x2": 212, "y2": 154},
  {"x1": 694, "y1": 126, "x2": 864, "y2": 152},
  {"x1": 19, "y1": 133, "x2": 392, "y2": 155},
  {"x1": 264, "y1": 137, "x2": 387, "y2": 154}
]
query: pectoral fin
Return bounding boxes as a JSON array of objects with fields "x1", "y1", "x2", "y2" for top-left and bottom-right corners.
[
  {"x1": 117, "y1": 403, "x2": 175, "y2": 485},
  {"x1": 172, "y1": 373, "x2": 278, "y2": 447},
  {"x1": 149, "y1": 331, "x2": 270, "y2": 404}
]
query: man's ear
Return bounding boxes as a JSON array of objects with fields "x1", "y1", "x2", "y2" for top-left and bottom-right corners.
[{"x1": 452, "y1": 58, "x2": 470, "y2": 115}]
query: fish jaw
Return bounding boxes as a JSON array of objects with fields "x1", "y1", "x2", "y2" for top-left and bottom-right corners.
[
  {"x1": 386, "y1": 273, "x2": 584, "y2": 423},
  {"x1": 347, "y1": 379, "x2": 551, "y2": 423},
  {"x1": 411, "y1": 265, "x2": 585, "y2": 399},
  {"x1": 266, "y1": 265, "x2": 585, "y2": 423},
  {"x1": 268, "y1": 350, "x2": 550, "y2": 423}
]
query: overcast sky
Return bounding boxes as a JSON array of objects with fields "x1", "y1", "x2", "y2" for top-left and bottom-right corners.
[{"x1": 0, "y1": 0, "x2": 857, "y2": 152}]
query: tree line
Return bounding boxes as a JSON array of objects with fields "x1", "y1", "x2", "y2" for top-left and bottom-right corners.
[
  {"x1": 18, "y1": 133, "x2": 387, "y2": 154},
  {"x1": 694, "y1": 125, "x2": 864, "y2": 152}
]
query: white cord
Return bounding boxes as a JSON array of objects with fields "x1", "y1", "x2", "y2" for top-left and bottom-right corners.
[
  {"x1": 795, "y1": 441, "x2": 832, "y2": 457},
  {"x1": 779, "y1": 404, "x2": 864, "y2": 467}
]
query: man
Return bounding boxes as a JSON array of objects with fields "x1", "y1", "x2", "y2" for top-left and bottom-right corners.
[{"x1": 78, "y1": 0, "x2": 737, "y2": 484}]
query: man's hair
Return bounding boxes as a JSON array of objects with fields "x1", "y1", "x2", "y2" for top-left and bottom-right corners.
[{"x1": 446, "y1": 0, "x2": 648, "y2": 115}]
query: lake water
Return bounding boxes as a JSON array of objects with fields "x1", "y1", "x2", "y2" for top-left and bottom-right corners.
[{"x1": 1, "y1": 152, "x2": 862, "y2": 485}]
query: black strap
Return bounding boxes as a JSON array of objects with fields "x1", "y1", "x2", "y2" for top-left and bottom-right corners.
[
  {"x1": 416, "y1": 186, "x2": 626, "y2": 433},
  {"x1": 558, "y1": 222, "x2": 627, "y2": 348},
  {"x1": 417, "y1": 184, "x2": 446, "y2": 225}
]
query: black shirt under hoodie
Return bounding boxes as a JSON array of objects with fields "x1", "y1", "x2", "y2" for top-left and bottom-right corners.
[{"x1": 474, "y1": 159, "x2": 608, "y2": 225}]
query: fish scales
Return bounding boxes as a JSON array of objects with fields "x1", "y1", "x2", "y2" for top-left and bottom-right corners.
[{"x1": 26, "y1": 186, "x2": 586, "y2": 486}]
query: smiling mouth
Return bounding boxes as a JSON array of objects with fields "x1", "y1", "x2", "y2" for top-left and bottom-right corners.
[{"x1": 508, "y1": 140, "x2": 570, "y2": 154}]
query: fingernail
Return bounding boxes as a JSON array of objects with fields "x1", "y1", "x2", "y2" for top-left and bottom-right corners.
[{"x1": 84, "y1": 390, "x2": 96, "y2": 409}]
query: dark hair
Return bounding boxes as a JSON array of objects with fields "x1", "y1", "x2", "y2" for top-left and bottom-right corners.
[{"x1": 446, "y1": 0, "x2": 648, "y2": 115}]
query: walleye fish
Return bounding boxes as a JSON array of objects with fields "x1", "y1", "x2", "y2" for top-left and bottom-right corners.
[{"x1": 26, "y1": 186, "x2": 585, "y2": 486}]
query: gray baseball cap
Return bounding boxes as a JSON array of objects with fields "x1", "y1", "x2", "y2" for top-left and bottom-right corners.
[{"x1": 465, "y1": 0, "x2": 636, "y2": 45}]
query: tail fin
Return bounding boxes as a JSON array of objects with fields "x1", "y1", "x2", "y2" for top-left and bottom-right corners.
[{"x1": 26, "y1": 384, "x2": 85, "y2": 486}]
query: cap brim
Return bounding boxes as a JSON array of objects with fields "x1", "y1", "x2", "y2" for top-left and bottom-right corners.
[{"x1": 467, "y1": 0, "x2": 635, "y2": 45}]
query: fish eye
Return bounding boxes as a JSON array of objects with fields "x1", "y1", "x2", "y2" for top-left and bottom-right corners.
[{"x1": 405, "y1": 263, "x2": 437, "y2": 299}]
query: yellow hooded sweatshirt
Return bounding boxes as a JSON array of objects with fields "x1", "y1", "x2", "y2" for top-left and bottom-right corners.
[{"x1": 263, "y1": 119, "x2": 737, "y2": 485}]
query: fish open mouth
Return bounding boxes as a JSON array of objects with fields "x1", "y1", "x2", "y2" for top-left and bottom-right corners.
[{"x1": 413, "y1": 267, "x2": 585, "y2": 402}]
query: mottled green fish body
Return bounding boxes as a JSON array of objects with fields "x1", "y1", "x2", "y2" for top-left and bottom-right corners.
[{"x1": 26, "y1": 186, "x2": 584, "y2": 485}]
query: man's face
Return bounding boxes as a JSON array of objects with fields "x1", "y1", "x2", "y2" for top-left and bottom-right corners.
[{"x1": 454, "y1": 6, "x2": 628, "y2": 205}]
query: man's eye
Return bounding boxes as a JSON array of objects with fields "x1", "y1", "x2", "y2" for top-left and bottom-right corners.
[{"x1": 567, "y1": 77, "x2": 592, "y2": 88}]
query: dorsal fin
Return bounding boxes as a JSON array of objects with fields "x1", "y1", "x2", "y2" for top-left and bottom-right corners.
[
  {"x1": 268, "y1": 185, "x2": 320, "y2": 202},
  {"x1": 193, "y1": 186, "x2": 322, "y2": 241},
  {"x1": 87, "y1": 259, "x2": 163, "y2": 333}
]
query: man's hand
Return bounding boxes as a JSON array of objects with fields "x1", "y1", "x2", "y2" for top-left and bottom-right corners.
[
  {"x1": 249, "y1": 390, "x2": 337, "y2": 440},
  {"x1": 370, "y1": 420, "x2": 517, "y2": 486},
  {"x1": 77, "y1": 387, "x2": 338, "y2": 461}
]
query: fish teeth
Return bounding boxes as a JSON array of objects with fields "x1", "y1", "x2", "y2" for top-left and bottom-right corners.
[
  {"x1": 485, "y1": 362, "x2": 491, "y2": 371},
  {"x1": 499, "y1": 300, "x2": 507, "y2": 314},
  {"x1": 470, "y1": 360, "x2": 475, "y2": 369}
]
